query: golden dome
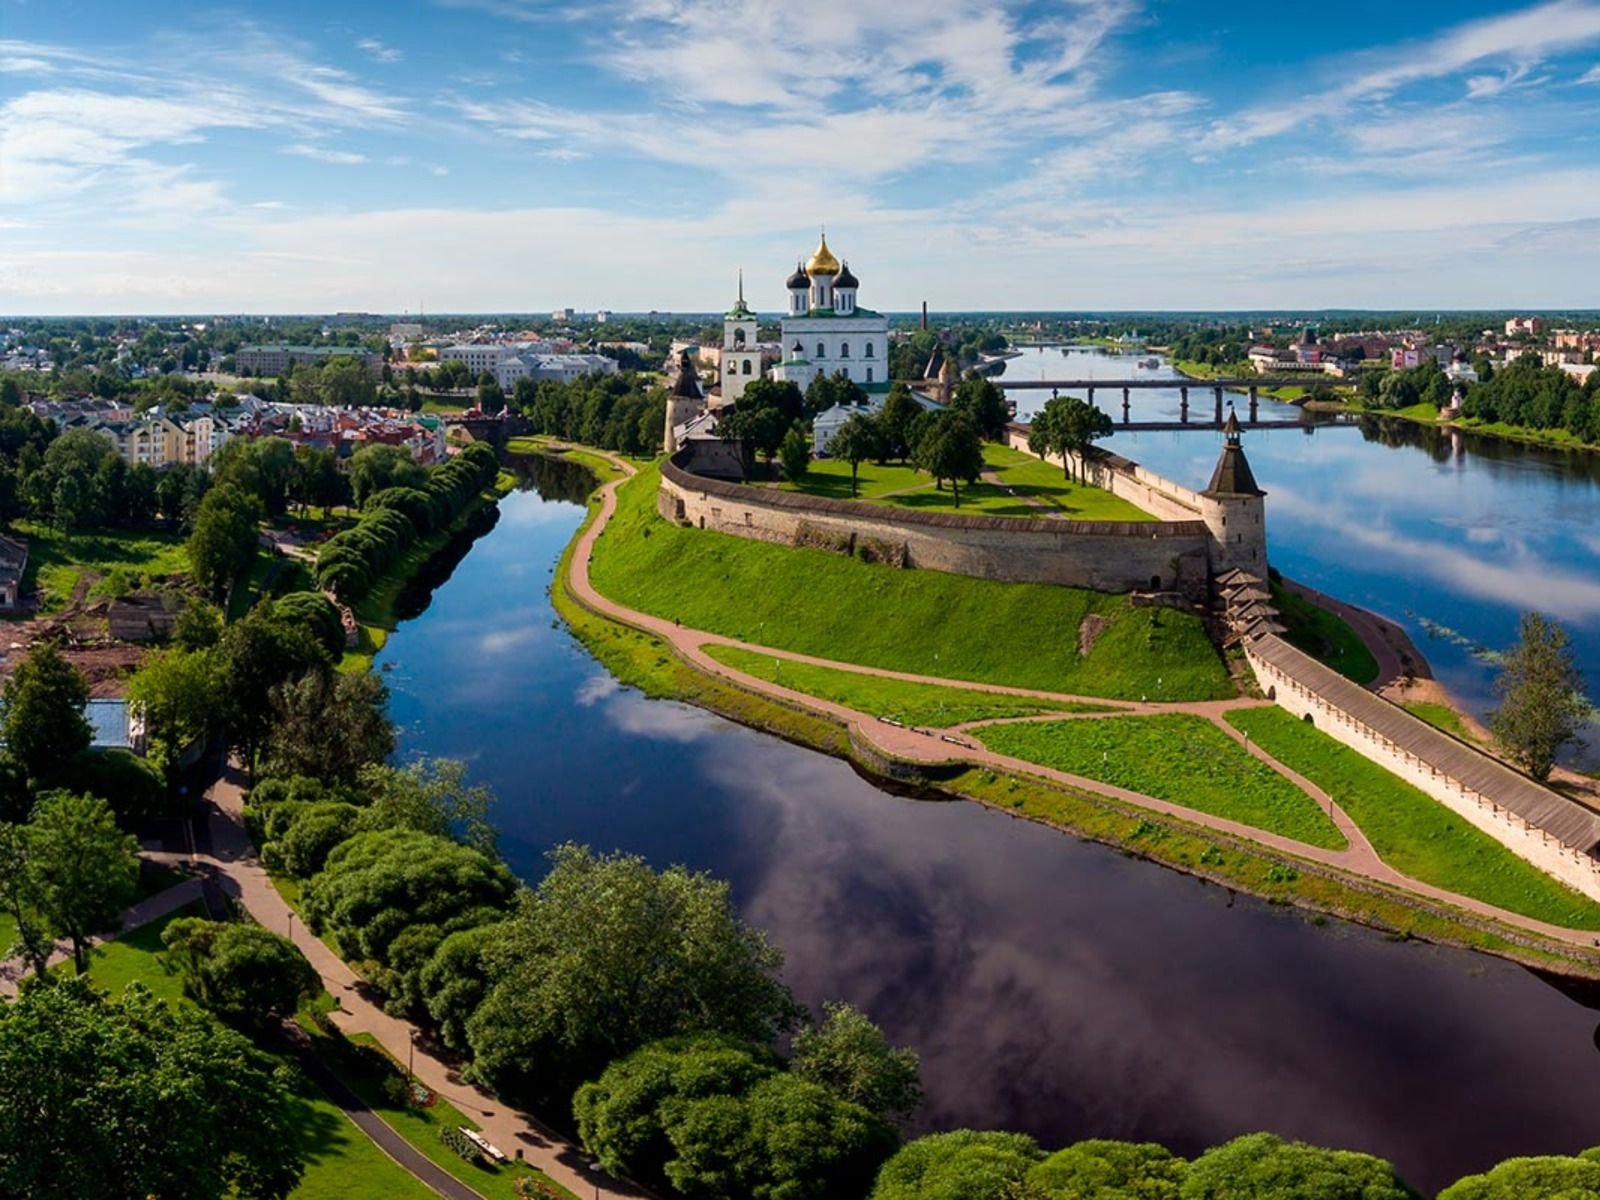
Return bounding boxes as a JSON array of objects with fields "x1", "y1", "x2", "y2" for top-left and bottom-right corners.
[{"x1": 805, "y1": 231, "x2": 840, "y2": 276}]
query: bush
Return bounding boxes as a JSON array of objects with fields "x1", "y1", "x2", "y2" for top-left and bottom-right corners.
[
  {"x1": 439, "y1": 1125, "x2": 481, "y2": 1163},
  {"x1": 43, "y1": 748, "x2": 168, "y2": 823}
]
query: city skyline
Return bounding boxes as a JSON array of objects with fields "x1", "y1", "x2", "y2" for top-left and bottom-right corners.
[{"x1": 5, "y1": 0, "x2": 1600, "y2": 313}]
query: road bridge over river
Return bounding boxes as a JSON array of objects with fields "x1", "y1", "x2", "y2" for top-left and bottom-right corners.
[{"x1": 997, "y1": 376, "x2": 1322, "y2": 424}]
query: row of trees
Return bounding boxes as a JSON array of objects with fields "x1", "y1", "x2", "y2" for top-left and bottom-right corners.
[
  {"x1": 314, "y1": 442, "x2": 499, "y2": 603},
  {"x1": 509, "y1": 372, "x2": 666, "y2": 456}
]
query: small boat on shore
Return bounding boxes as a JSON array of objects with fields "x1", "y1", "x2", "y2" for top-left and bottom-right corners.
[{"x1": 1138, "y1": 357, "x2": 1160, "y2": 369}]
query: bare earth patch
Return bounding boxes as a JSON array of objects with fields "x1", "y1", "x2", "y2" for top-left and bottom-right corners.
[{"x1": 1078, "y1": 613, "x2": 1111, "y2": 656}]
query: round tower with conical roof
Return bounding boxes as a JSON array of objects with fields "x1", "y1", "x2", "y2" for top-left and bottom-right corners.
[
  {"x1": 1198, "y1": 405, "x2": 1268, "y2": 574},
  {"x1": 663, "y1": 349, "x2": 706, "y2": 455}
]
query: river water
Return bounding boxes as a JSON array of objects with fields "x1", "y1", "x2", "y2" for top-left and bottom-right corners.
[{"x1": 377, "y1": 429, "x2": 1600, "y2": 1195}]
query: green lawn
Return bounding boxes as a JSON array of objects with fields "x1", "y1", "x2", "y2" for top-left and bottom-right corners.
[
  {"x1": 1224, "y1": 708, "x2": 1600, "y2": 929},
  {"x1": 782, "y1": 445, "x2": 1153, "y2": 522},
  {"x1": 15, "y1": 519, "x2": 190, "y2": 612},
  {"x1": 1401, "y1": 700, "x2": 1482, "y2": 744},
  {"x1": 974, "y1": 713, "x2": 1346, "y2": 848},
  {"x1": 1273, "y1": 584, "x2": 1380, "y2": 685},
  {"x1": 593, "y1": 464, "x2": 1235, "y2": 701},
  {"x1": 705, "y1": 644, "x2": 1112, "y2": 726}
]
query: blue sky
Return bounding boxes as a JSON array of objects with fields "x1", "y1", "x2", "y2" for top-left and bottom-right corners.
[{"x1": 4, "y1": 0, "x2": 1600, "y2": 313}]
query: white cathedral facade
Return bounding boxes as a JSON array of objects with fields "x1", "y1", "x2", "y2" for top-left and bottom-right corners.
[{"x1": 769, "y1": 232, "x2": 890, "y2": 393}]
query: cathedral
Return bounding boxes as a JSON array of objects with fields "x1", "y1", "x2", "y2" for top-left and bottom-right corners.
[{"x1": 767, "y1": 232, "x2": 891, "y2": 393}]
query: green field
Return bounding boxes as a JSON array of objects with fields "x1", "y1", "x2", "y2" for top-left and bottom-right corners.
[
  {"x1": 783, "y1": 443, "x2": 1154, "y2": 522},
  {"x1": 15, "y1": 519, "x2": 190, "y2": 613},
  {"x1": 975, "y1": 713, "x2": 1346, "y2": 848},
  {"x1": 705, "y1": 644, "x2": 1112, "y2": 726},
  {"x1": 591, "y1": 464, "x2": 1234, "y2": 701},
  {"x1": 1225, "y1": 708, "x2": 1600, "y2": 929},
  {"x1": 1273, "y1": 584, "x2": 1380, "y2": 685},
  {"x1": 1401, "y1": 700, "x2": 1481, "y2": 744}
]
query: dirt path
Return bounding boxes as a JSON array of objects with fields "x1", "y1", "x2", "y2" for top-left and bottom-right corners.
[
  {"x1": 1281, "y1": 578, "x2": 1427, "y2": 688},
  {"x1": 567, "y1": 448, "x2": 1600, "y2": 950}
]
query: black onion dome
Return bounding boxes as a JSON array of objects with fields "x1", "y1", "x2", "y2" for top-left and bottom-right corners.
[
  {"x1": 786, "y1": 262, "x2": 810, "y2": 289},
  {"x1": 834, "y1": 261, "x2": 859, "y2": 288}
]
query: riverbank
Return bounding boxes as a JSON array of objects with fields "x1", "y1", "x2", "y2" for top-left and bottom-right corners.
[
  {"x1": 547, "y1": 443, "x2": 1600, "y2": 979},
  {"x1": 1331, "y1": 399, "x2": 1600, "y2": 454}
]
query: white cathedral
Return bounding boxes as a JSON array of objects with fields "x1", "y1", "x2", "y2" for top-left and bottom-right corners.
[{"x1": 719, "y1": 231, "x2": 891, "y2": 407}]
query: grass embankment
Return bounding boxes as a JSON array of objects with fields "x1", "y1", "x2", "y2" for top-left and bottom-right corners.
[
  {"x1": 504, "y1": 436, "x2": 631, "y2": 485},
  {"x1": 1345, "y1": 400, "x2": 1600, "y2": 453},
  {"x1": 1272, "y1": 584, "x2": 1379, "y2": 685},
  {"x1": 14, "y1": 519, "x2": 190, "y2": 614},
  {"x1": 704, "y1": 644, "x2": 1112, "y2": 727},
  {"x1": 590, "y1": 464, "x2": 1233, "y2": 701},
  {"x1": 1225, "y1": 708, "x2": 1600, "y2": 929},
  {"x1": 1172, "y1": 359, "x2": 1322, "y2": 402},
  {"x1": 338, "y1": 469, "x2": 518, "y2": 673},
  {"x1": 1402, "y1": 700, "x2": 1482, "y2": 744},
  {"x1": 975, "y1": 713, "x2": 1346, "y2": 848},
  {"x1": 783, "y1": 443, "x2": 1154, "y2": 522}
]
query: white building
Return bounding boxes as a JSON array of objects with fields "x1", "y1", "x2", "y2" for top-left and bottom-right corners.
[
  {"x1": 440, "y1": 343, "x2": 514, "y2": 377},
  {"x1": 771, "y1": 233, "x2": 890, "y2": 392},
  {"x1": 720, "y1": 273, "x2": 762, "y2": 405},
  {"x1": 495, "y1": 352, "x2": 617, "y2": 390}
]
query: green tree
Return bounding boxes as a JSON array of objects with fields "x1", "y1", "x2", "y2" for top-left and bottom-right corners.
[
  {"x1": 0, "y1": 643, "x2": 90, "y2": 780},
  {"x1": 1489, "y1": 612, "x2": 1588, "y2": 781},
  {"x1": 1028, "y1": 394, "x2": 1112, "y2": 483},
  {"x1": 174, "y1": 596, "x2": 224, "y2": 649},
  {"x1": 1026, "y1": 1139, "x2": 1188, "y2": 1199},
  {"x1": 721, "y1": 402, "x2": 791, "y2": 462},
  {"x1": 881, "y1": 382, "x2": 923, "y2": 462},
  {"x1": 467, "y1": 844, "x2": 803, "y2": 1105},
  {"x1": 914, "y1": 411, "x2": 984, "y2": 507},
  {"x1": 356, "y1": 757, "x2": 497, "y2": 854},
  {"x1": 829, "y1": 412, "x2": 884, "y2": 497},
  {"x1": 318, "y1": 355, "x2": 377, "y2": 408},
  {"x1": 127, "y1": 647, "x2": 224, "y2": 756},
  {"x1": 23, "y1": 791, "x2": 139, "y2": 973},
  {"x1": 270, "y1": 591, "x2": 346, "y2": 659},
  {"x1": 1437, "y1": 1152, "x2": 1600, "y2": 1199},
  {"x1": 349, "y1": 443, "x2": 426, "y2": 508},
  {"x1": 263, "y1": 669, "x2": 394, "y2": 784},
  {"x1": 952, "y1": 372, "x2": 1010, "y2": 439},
  {"x1": 0, "y1": 822, "x2": 51, "y2": 976},
  {"x1": 0, "y1": 978, "x2": 305, "y2": 1198},
  {"x1": 161, "y1": 918, "x2": 320, "y2": 1035},
  {"x1": 870, "y1": 1129, "x2": 1044, "y2": 1200},
  {"x1": 1179, "y1": 1133, "x2": 1417, "y2": 1200},
  {"x1": 186, "y1": 482, "x2": 261, "y2": 597},
  {"x1": 417, "y1": 919, "x2": 515, "y2": 1053},
  {"x1": 791, "y1": 1000, "x2": 922, "y2": 1120},
  {"x1": 217, "y1": 609, "x2": 330, "y2": 772},
  {"x1": 780, "y1": 423, "x2": 812, "y2": 482}
]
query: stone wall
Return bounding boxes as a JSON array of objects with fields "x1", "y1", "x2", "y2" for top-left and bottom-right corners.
[
  {"x1": 1245, "y1": 635, "x2": 1600, "y2": 904},
  {"x1": 659, "y1": 456, "x2": 1212, "y2": 596}
]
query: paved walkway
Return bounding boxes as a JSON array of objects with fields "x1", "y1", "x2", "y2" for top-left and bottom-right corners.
[
  {"x1": 565, "y1": 447, "x2": 1600, "y2": 952},
  {"x1": 194, "y1": 767, "x2": 645, "y2": 1200}
]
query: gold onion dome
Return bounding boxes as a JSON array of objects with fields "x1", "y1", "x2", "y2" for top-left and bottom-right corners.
[{"x1": 805, "y1": 231, "x2": 840, "y2": 276}]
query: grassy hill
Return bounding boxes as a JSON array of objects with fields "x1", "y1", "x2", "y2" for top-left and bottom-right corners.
[{"x1": 588, "y1": 464, "x2": 1234, "y2": 701}]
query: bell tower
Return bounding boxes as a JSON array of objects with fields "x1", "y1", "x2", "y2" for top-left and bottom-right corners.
[{"x1": 721, "y1": 271, "x2": 760, "y2": 406}]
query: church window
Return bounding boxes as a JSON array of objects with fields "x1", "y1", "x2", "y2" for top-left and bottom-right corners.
[
  {"x1": 742, "y1": 360, "x2": 752, "y2": 375},
  {"x1": 816, "y1": 342, "x2": 825, "y2": 359},
  {"x1": 842, "y1": 367, "x2": 850, "y2": 379},
  {"x1": 867, "y1": 367, "x2": 874, "y2": 383},
  {"x1": 734, "y1": 329, "x2": 745, "y2": 346},
  {"x1": 841, "y1": 342, "x2": 850, "y2": 357},
  {"x1": 864, "y1": 342, "x2": 875, "y2": 358}
]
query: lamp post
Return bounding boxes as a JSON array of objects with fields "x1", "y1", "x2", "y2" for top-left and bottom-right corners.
[
  {"x1": 408, "y1": 1030, "x2": 416, "y2": 1082},
  {"x1": 588, "y1": 1159, "x2": 603, "y2": 1200},
  {"x1": 287, "y1": 911, "x2": 295, "y2": 941}
]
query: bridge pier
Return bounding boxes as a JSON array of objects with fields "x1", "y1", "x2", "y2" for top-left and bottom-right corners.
[
  {"x1": 1213, "y1": 386, "x2": 1223, "y2": 425},
  {"x1": 1179, "y1": 386, "x2": 1189, "y2": 423},
  {"x1": 1086, "y1": 385, "x2": 1095, "y2": 409},
  {"x1": 1248, "y1": 386, "x2": 1259, "y2": 423},
  {"x1": 1122, "y1": 386, "x2": 1130, "y2": 425}
]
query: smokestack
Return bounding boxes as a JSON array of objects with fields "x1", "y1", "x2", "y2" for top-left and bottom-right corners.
[{"x1": 921, "y1": 301, "x2": 928, "y2": 331}]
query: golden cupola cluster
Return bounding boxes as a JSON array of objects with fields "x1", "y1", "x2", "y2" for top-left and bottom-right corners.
[{"x1": 805, "y1": 231, "x2": 840, "y2": 277}]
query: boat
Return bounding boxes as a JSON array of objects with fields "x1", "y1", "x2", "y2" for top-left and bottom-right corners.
[{"x1": 1138, "y1": 357, "x2": 1160, "y2": 369}]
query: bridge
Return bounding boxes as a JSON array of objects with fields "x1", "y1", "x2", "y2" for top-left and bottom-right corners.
[{"x1": 995, "y1": 377, "x2": 1317, "y2": 424}]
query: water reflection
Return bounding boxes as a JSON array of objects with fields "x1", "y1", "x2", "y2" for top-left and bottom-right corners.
[{"x1": 376, "y1": 440, "x2": 1600, "y2": 1196}]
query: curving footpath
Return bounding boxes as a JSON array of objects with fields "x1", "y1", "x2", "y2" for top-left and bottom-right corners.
[{"x1": 563, "y1": 446, "x2": 1600, "y2": 953}]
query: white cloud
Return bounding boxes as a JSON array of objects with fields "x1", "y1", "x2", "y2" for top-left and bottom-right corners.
[
  {"x1": 284, "y1": 143, "x2": 370, "y2": 165},
  {"x1": 357, "y1": 37, "x2": 403, "y2": 63}
]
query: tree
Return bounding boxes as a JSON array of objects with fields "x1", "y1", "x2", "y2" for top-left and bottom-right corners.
[
  {"x1": 1028, "y1": 394, "x2": 1112, "y2": 483},
  {"x1": 271, "y1": 591, "x2": 346, "y2": 659},
  {"x1": 721, "y1": 402, "x2": 791, "y2": 462},
  {"x1": 914, "y1": 411, "x2": 984, "y2": 507},
  {"x1": 263, "y1": 669, "x2": 394, "y2": 784},
  {"x1": 289, "y1": 446, "x2": 344, "y2": 515},
  {"x1": 791, "y1": 1001, "x2": 922, "y2": 1120},
  {"x1": 300, "y1": 828, "x2": 516, "y2": 967},
  {"x1": 174, "y1": 596, "x2": 224, "y2": 649},
  {"x1": 0, "y1": 643, "x2": 90, "y2": 780},
  {"x1": 1026, "y1": 1139, "x2": 1188, "y2": 1198},
  {"x1": 1179, "y1": 1133, "x2": 1417, "y2": 1200},
  {"x1": 780, "y1": 424, "x2": 812, "y2": 482},
  {"x1": 0, "y1": 978, "x2": 305, "y2": 1199},
  {"x1": 0, "y1": 822, "x2": 52, "y2": 976},
  {"x1": 881, "y1": 383, "x2": 923, "y2": 462},
  {"x1": 161, "y1": 918, "x2": 320, "y2": 1035},
  {"x1": 1437, "y1": 1152, "x2": 1600, "y2": 1199},
  {"x1": 829, "y1": 413, "x2": 884, "y2": 497},
  {"x1": 22, "y1": 791, "x2": 139, "y2": 974},
  {"x1": 217, "y1": 609, "x2": 330, "y2": 772},
  {"x1": 187, "y1": 482, "x2": 261, "y2": 597},
  {"x1": 806, "y1": 371, "x2": 868, "y2": 421},
  {"x1": 477, "y1": 378, "x2": 506, "y2": 414},
  {"x1": 126, "y1": 646, "x2": 224, "y2": 765},
  {"x1": 1489, "y1": 612, "x2": 1587, "y2": 781},
  {"x1": 870, "y1": 1130, "x2": 1044, "y2": 1200},
  {"x1": 357, "y1": 757, "x2": 497, "y2": 854},
  {"x1": 952, "y1": 372, "x2": 1010, "y2": 439},
  {"x1": 466, "y1": 844, "x2": 803, "y2": 1105},
  {"x1": 349, "y1": 443, "x2": 426, "y2": 508},
  {"x1": 742, "y1": 377, "x2": 806, "y2": 426},
  {"x1": 575, "y1": 1035, "x2": 897, "y2": 1200},
  {"x1": 418, "y1": 919, "x2": 515, "y2": 1052}
]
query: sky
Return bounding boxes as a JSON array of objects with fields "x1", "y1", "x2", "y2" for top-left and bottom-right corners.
[{"x1": 4, "y1": 0, "x2": 1600, "y2": 314}]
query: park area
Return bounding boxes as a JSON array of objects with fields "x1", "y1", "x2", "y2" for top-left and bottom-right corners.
[{"x1": 782, "y1": 443, "x2": 1155, "y2": 521}]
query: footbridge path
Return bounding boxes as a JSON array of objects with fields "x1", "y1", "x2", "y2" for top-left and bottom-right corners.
[{"x1": 561, "y1": 444, "x2": 1600, "y2": 953}]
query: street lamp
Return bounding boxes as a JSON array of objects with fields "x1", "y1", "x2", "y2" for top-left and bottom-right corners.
[
  {"x1": 587, "y1": 1159, "x2": 602, "y2": 1200},
  {"x1": 287, "y1": 911, "x2": 295, "y2": 941},
  {"x1": 408, "y1": 1030, "x2": 417, "y2": 1082}
]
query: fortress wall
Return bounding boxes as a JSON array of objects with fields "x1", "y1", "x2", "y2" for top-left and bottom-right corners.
[
  {"x1": 1245, "y1": 637, "x2": 1600, "y2": 904},
  {"x1": 1001, "y1": 426, "x2": 1204, "y2": 523},
  {"x1": 659, "y1": 458, "x2": 1212, "y2": 596}
]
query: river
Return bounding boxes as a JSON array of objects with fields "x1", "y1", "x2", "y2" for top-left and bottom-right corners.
[{"x1": 377, "y1": 433, "x2": 1600, "y2": 1195}]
